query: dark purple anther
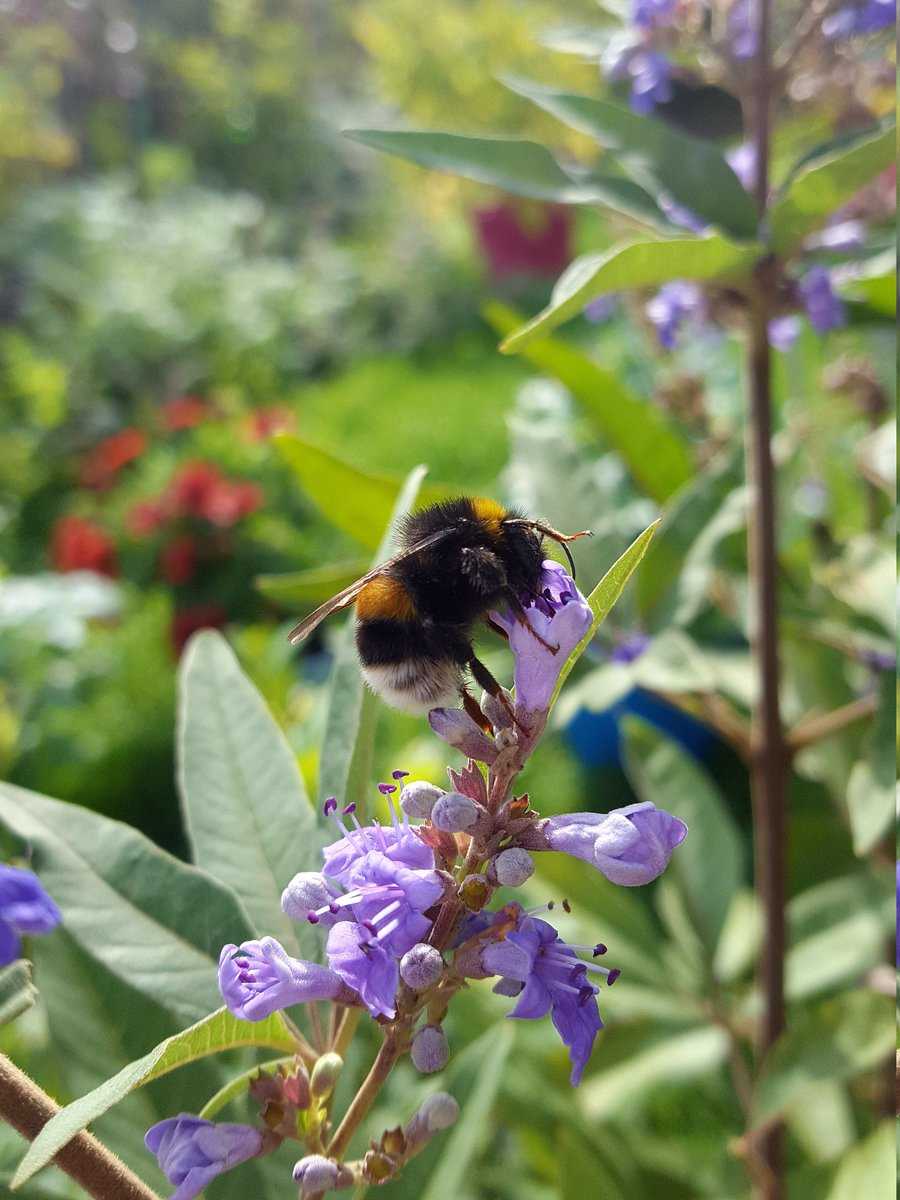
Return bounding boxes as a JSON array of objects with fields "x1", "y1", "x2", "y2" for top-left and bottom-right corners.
[
  {"x1": 342, "y1": 803, "x2": 356, "y2": 816},
  {"x1": 607, "y1": 969, "x2": 621, "y2": 986},
  {"x1": 323, "y1": 797, "x2": 338, "y2": 816},
  {"x1": 593, "y1": 943, "x2": 607, "y2": 957},
  {"x1": 378, "y1": 783, "x2": 397, "y2": 795},
  {"x1": 392, "y1": 769, "x2": 409, "y2": 780},
  {"x1": 306, "y1": 911, "x2": 320, "y2": 925}
]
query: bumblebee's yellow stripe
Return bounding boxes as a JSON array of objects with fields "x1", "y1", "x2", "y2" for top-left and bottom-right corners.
[
  {"x1": 471, "y1": 497, "x2": 506, "y2": 537},
  {"x1": 356, "y1": 576, "x2": 417, "y2": 622}
]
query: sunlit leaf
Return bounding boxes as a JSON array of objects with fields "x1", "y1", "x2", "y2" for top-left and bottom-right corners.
[
  {"x1": 12, "y1": 1007, "x2": 296, "y2": 1188},
  {"x1": 255, "y1": 560, "x2": 371, "y2": 607},
  {"x1": 825, "y1": 1121, "x2": 894, "y2": 1200},
  {"x1": 499, "y1": 236, "x2": 759, "y2": 353}
]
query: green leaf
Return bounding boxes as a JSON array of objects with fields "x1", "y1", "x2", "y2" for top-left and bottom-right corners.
[
  {"x1": 318, "y1": 466, "x2": 428, "y2": 812},
  {"x1": 178, "y1": 630, "x2": 317, "y2": 957},
  {"x1": 0, "y1": 960, "x2": 36, "y2": 1027},
  {"x1": 501, "y1": 79, "x2": 758, "y2": 239},
  {"x1": 485, "y1": 302, "x2": 693, "y2": 503},
  {"x1": 622, "y1": 720, "x2": 744, "y2": 949},
  {"x1": 785, "y1": 1081, "x2": 855, "y2": 1165},
  {"x1": 548, "y1": 521, "x2": 660, "y2": 711},
  {"x1": 12, "y1": 1007, "x2": 296, "y2": 1188},
  {"x1": 825, "y1": 1121, "x2": 895, "y2": 1200},
  {"x1": 344, "y1": 129, "x2": 669, "y2": 226},
  {"x1": 846, "y1": 673, "x2": 895, "y2": 857},
  {"x1": 255, "y1": 559, "x2": 371, "y2": 607},
  {"x1": 580, "y1": 1026, "x2": 729, "y2": 1119},
  {"x1": 420, "y1": 1024, "x2": 514, "y2": 1200},
  {"x1": 712, "y1": 890, "x2": 762, "y2": 984},
  {"x1": 499, "y1": 236, "x2": 759, "y2": 353},
  {"x1": 771, "y1": 121, "x2": 896, "y2": 251},
  {"x1": 752, "y1": 990, "x2": 894, "y2": 1127},
  {"x1": 0, "y1": 784, "x2": 254, "y2": 1024}
]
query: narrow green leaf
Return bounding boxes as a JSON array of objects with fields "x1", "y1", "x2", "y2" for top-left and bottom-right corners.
[
  {"x1": 825, "y1": 1121, "x2": 895, "y2": 1200},
  {"x1": 12, "y1": 1007, "x2": 296, "y2": 1188},
  {"x1": 0, "y1": 960, "x2": 36, "y2": 1027},
  {"x1": 752, "y1": 990, "x2": 894, "y2": 1127},
  {"x1": 500, "y1": 236, "x2": 759, "y2": 353},
  {"x1": 622, "y1": 720, "x2": 744, "y2": 950},
  {"x1": 178, "y1": 631, "x2": 317, "y2": 957},
  {"x1": 580, "y1": 1026, "x2": 729, "y2": 1119},
  {"x1": 501, "y1": 78, "x2": 758, "y2": 238},
  {"x1": 548, "y1": 521, "x2": 659, "y2": 711},
  {"x1": 712, "y1": 889, "x2": 762, "y2": 984},
  {"x1": 420, "y1": 1024, "x2": 514, "y2": 1200},
  {"x1": 485, "y1": 302, "x2": 693, "y2": 503},
  {"x1": 0, "y1": 784, "x2": 254, "y2": 1024},
  {"x1": 344, "y1": 129, "x2": 669, "y2": 227},
  {"x1": 255, "y1": 560, "x2": 371, "y2": 607},
  {"x1": 318, "y1": 466, "x2": 428, "y2": 812},
  {"x1": 846, "y1": 673, "x2": 895, "y2": 857},
  {"x1": 771, "y1": 121, "x2": 896, "y2": 251}
]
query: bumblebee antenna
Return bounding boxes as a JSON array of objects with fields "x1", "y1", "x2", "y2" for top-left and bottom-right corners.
[{"x1": 504, "y1": 520, "x2": 592, "y2": 579}]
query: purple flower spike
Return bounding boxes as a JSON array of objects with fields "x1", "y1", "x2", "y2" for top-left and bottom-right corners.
[
  {"x1": 0, "y1": 864, "x2": 62, "y2": 966},
  {"x1": 824, "y1": 0, "x2": 895, "y2": 37},
  {"x1": 646, "y1": 281, "x2": 704, "y2": 350},
  {"x1": 428, "y1": 708, "x2": 499, "y2": 764},
  {"x1": 628, "y1": 49, "x2": 674, "y2": 114},
  {"x1": 321, "y1": 799, "x2": 434, "y2": 883},
  {"x1": 540, "y1": 802, "x2": 688, "y2": 886},
  {"x1": 145, "y1": 1115, "x2": 262, "y2": 1200},
  {"x1": 491, "y1": 562, "x2": 592, "y2": 717},
  {"x1": 217, "y1": 937, "x2": 343, "y2": 1021},
  {"x1": 632, "y1": 0, "x2": 679, "y2": 29},
  {"x1": 482, "y1": 909, "x2": 606, "y2": 1085},
  {"x1": 326, "y1": 921, "x2": 399, "y2": 1018},
  {"x1": 799, "y1": 266, "x2": 847, "y2": 333}
]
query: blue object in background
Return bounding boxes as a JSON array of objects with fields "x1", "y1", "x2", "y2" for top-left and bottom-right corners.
[{"x1": 565, "y1": 687, "x2": 717, "y2": 768}]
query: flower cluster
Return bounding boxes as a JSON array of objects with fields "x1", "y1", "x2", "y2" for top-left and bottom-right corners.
[
  {"x1": 0, "y1": 864, "x2": 62, "y2": 966},
  {"x1": 145, "y1": 561, "x2": 687, "y2": 1197}
]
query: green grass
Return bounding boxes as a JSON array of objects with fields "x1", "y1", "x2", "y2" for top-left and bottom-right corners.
[{"x1": 292, "y1": 338, "x2": 529, "y2": 491}]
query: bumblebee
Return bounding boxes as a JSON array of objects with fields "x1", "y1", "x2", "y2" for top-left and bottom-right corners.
[{"x1": 288, "y1": 496, "x2": 589, "y2": 721}]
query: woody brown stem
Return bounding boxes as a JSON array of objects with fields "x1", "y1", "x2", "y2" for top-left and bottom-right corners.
[{"x1": 327, "y1": 1034, "x2": 402, "y2": 1160}]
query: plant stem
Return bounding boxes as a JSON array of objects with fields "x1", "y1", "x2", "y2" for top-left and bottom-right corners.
[
  {"x1": 787, "y1": 694, "x2": 878, "y2": 753},
  {"x1": 327, "y1": 1034, "x2": 400, "y2": 1160},
  {"x1": 746, "y1": 0, "x2": 787, "y2": 1195},
  {"x1": 0, "y1": 1053, "x2": 161, "y2": 1200}
]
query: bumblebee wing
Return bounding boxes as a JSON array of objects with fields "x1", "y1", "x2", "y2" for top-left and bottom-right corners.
[{"x1": 286, "y1": 526, "x2": 456, "y2": 644}]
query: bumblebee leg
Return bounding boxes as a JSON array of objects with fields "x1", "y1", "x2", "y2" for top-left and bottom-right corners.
[
  {"x1": 484, "y1": 615, "x2": 509, "y2": 642},
  {"x1": 461, "y1": 686, "x2": 493, "y2": 734},
  {"x1": 503, "y1": 591, "x2": 559, "y2": 655},
  {"x1": 467, "y1": 653, "x2": 525, "y2": 732}
]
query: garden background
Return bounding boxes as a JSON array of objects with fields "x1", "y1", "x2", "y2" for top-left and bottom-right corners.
[{"x1": 0, "y1": 2, "x2": 896, "y2": 1199}]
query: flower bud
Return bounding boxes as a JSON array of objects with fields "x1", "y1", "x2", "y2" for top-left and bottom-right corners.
[
  {"x1": 293, "y1": 1155, "x2": 338, "y2": 1195},
  {"x1": 399, "y1": 780, "x2": 444, "y2": 820},
  {"x1": 431, "y1": 791, "x2": 480, "y2": 833},
  {"x1": 281, "y1": 872, "x2": 341, "y2": 925},
  {"x1": 488, "y1": 848, "x2": 534, "y2": 888},
  {"x1": 410, "y1": 1025, "x2": 449, "y2": 1074},
  {"x1": 309, "y1": 1052, "x2": 343, "y2": 1101},
  {"x1": 399, "y1": 943, "x2": 444, "y2": 990},
  {"x1": 428, "y1": 708, "x2": 498, "y2": 764},
  {"x1": 419, "y1": 1091, "x2": 460, "y2": 1132}
]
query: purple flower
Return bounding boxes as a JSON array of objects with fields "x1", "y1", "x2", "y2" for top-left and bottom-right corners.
[
  {"x1": 799, "y1": 266, "x2": 847, "y2": 333},
  {"x1": 727, "y1": 143, "x2": 757, "y2": 193},
  {"x1": 583, "y1": 295, "x2": 618, "y2": 323},
  {"x1": 632, "y1": 0, "x2": 679, "y2": 29},
  {"x1": 646, "y1": 281, "x2": 704, "y2": 350},
  {"x1": 482, "y1": 910, "x2": 608, "y2": 1084},
  {"x1": 768, "y1": 315, "x2": 801, "y2": 352},
  {"x1": 628, "y1": 49, "x2": 674, "y2": 114},
  {"x1": 217, "y1": 937, "x2": 343, "y2": 1021},
  {"x1": 0, "y1": 865, "x2": 61, "y2": 966},
  {"x1": 326, "y1": 921, "x2": 399, "y2": 1018},
  {"x1": 491, "y1": 561, "x2": 592, "y2": 717},
  {"x1": 610, "y1": 633, "x2": 651, "y2": 665},
  {"x1": 728, "y1": 0, "x2": 758, "y2": 59},
  {"x1": 327, "y1": 851, "x2": 444, "y2": 956},
  {"x1": 805, "y1": 219, "x2": 867, "y2": 253},
  {"x1": 321, "y1": 797, "x2": 434, "y2": 884},
  {"x1": 537, "y1": 801, "x2": 688, "y2": 885},
  {"x1": 427, "y1": 707, "x2": 499, "y2": 763},
  {"x1": 145, "y1": 1115, "x2": 262, "y2": 1200},
  {"x1": 824, "y1": 0, "x2": 895, "y2": 37}
]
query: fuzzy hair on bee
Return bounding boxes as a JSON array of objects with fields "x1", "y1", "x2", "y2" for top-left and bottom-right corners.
[{"x1": 287, "y1": 496, "x2": 590, "y2": 718}]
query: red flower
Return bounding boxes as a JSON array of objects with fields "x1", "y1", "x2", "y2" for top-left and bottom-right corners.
[
  {"x1": 51, "y1": 516, "x2": 118, "y2": 577},
  {"x1": 171, "y1": 604, "x2": 228, "y2": 655},
  {"x1": 127, "y1": 498, "x2": 169, "y2": 538},
  {"x1": 160, "y1": 536, "x2": 197, "y2": 585},
  {"x1": 79, "y1": 428, "x2": 147, "y2": 490},
  {"x1": 244, "y1": 406, "x2": 295, "y2": 441},
  {"x1": 159, "y1": 396, "x2": 211, "y2": 431},
  {"x1": 472, "y1": 203, "x2": 572, "y2": 279},
  {"x1": 168, "y1": 461, "x2": 262, "y2": 527},
  {"x1": 202, "y1": 480, "x2": 262, "y2": 527}
]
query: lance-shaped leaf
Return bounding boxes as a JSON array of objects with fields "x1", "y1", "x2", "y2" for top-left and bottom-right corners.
[
  {"x1": 846, "y1": 673, "x2": 895, "y2": 857},
  {"x1": 501, "y1": 78, "x2": 759, "y2": 239},
  {"x1": 771, "y1": 121, "x2": 896, "y2": 252},
  {"x1": 0, "y1": 784, "x2": 254, "y2": 1024},
  {"x1": 485, "y1": 301, "x2": 693, "y2": 502},
  {"x1": 178, "y1": 631, "x2": 317, "y2": 957},
  {"x1": 255, "y1": 559, "x2": 371, "y2": 607},
  {"x1": 344, "y1": 129, "x2": 669, "y2": 227},
  {"x1": 500, "y1": 235, "x2": 759, "y2": 352},
  {"x1": 12, "y1": 1006, "x2": 296, "y2": 1188},
  {"x1": 548, "y1": 520, "x2": 659, "y2": 712},
  {"x1": 318, "y1": 466, "x2": 428, "y2": 815},
  {"x1": 0, "y1": 960, "x2": 36, "y2": 1027}
]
